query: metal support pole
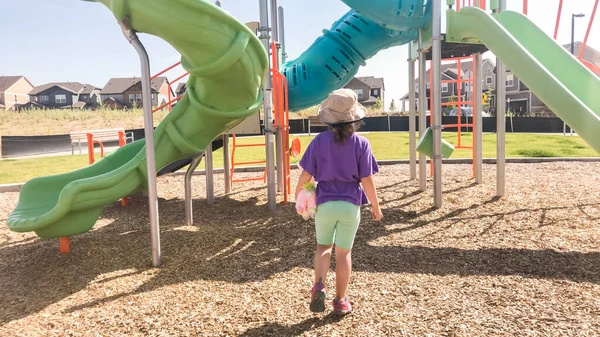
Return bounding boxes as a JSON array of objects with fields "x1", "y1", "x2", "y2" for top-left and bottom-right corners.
[
  {"x1": 185, "y1": 154, "x2": 203, "y2": 226},
  {"x1": 259, "y1": 0, "x2": 277, "y2": 211},
  {"x1": 222, "y1": 134, "x2": 231, "y2": 193},
  {"x1": 408, "y1": 49, "x2": 417, "y2": 180},
  {"x1": 418, "y1": 31, "x2": 427, "y2": 192},
  {"x1": 278, "y1": 6, "x2": 287, "y2": 63},
  {"x1": 474, "y1": 53, "x2": 483, "y2": 184},
  {"x1": 205, "y1": 143, "x2": 215, "y2": 204},
  {"x1": 119, "y1": 18, "x2": 161, "y2": 267},
  {"x1": 496, "y1": 0, "x2": 506, "y2": 197},
  {"x1": 432, "y1": 0, "x2": 443, "y2": 208}
]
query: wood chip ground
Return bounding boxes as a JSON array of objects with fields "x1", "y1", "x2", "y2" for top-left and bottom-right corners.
[{"x1": 1, "y1": 162, "x2": 599, "y2": 336}]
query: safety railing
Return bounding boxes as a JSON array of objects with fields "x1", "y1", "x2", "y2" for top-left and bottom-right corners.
[
  {"x1": 230, "y1": 134, "x2": 267, "y2": 184},
  {"x1": 86, "y1": 130, "x2": 129, "y2": 207},
  {"x1": 150, "y1": 61, "x2": 189, "y2": 113},
  {"x1": 429, "y1": 55, "x2": 478, "y2": 177},
  {"x1": 553, "y1": 0, "x2": 598, "y2": 74}
]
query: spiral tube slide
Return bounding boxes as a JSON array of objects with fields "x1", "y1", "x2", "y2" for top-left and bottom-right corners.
[
  {"x1": 283, "y1": 0, "x2": 432, "y2": 111},
  {"x1": 7, "y1": 0, "x2": 268, "y2": 238}
]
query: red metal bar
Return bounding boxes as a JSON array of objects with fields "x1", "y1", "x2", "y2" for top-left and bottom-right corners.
[
  {"x1": 457, "y1": 58, "x2": 463, "y2": 147},
  {"x1": 118, "y1": 131, "x2": 126, "y2": 147},
  {"x1": 152, "y1": 95, "x2": 183, "y2": 113},
  {"x1": 581, "y1": 58, "x2": 600, "y2": 75},
  {"x1": 523, "y1": 0, "x2": 528, "y2": 15},
  {"x1": 234, "y1": 160, "x2": 267, "y2": 166},
  {"x1": 235, "y1": 143, "x2": 266, "y2": 147},
  {"x1": 443, "y1": 124, "x2": 474, "y2": 127},
  {"x1": 579, "y1": 0, "x2": 598, "y2": 60},
  {"x1": 151, "y1": 61, "x2": 181, "y2": 80},
  {"x1": 93, "y1": 141, "x2": 105, "y2": 158},
  {"x1": 554, "y1": 0, "x2": 564, "y2": 39},
  {"x1": 171, "y1": 72, "x2": 189, "y2": 84}
]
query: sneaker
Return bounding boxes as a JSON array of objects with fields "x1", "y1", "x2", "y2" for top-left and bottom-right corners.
[
  {"x1": 310, "y1": 283, "x2": 327, "y2": 313},
  {"x1": 332, "y1": 297, "x2": 352, "y2": 315}
]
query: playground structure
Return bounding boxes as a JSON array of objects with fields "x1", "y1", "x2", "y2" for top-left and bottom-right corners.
[{"x1": 5, "y1": 0, "x2": 600, "y2": 267}]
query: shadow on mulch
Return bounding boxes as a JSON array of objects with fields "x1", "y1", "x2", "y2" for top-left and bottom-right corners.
[
  {"x1": 1, "y1": 190, "x2": 599, "y2": 325},
  {"x1": 238, "y1": 313, "x2": 346, "y2": 337}
]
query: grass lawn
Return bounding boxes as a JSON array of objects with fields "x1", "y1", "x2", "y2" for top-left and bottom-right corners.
[{"x1": 0, "y1": 132, "x2": 596, "y2": 184}]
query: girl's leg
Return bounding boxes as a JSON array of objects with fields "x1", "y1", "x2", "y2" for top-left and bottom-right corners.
[
  {"x1": 334, "y1": 247, "x2": 352, "y2": 299},
  {"x1": 314, "y1": 244, "x2": 333, "y2": 285}
]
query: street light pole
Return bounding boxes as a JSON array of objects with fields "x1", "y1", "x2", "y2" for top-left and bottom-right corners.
[{"x1": 565, "y1": 13, "x2": 585, "y2": 136}]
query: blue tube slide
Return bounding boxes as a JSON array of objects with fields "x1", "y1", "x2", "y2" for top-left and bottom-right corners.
[{"x1": 283, "y1": 0, "x2": 432, "y2": 111}]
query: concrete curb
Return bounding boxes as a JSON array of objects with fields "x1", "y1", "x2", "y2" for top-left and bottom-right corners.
[
  {"x1": 1, "y1": 157, "x2": 598, "y2": 193},
  {"x1": 0, "y1": 184, "x2": 23, "y2": 193}
]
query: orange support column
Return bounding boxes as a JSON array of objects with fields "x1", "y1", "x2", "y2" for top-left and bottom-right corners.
[
  {"x1": 87, "y1": 133, "x2": 95, "y2": 164},
  {"x1": 118, "y1": 130, "x2": 129, "y2": 207},
  {"x1": 59, "y1": 237, "x2": 70, "y2": 253}
]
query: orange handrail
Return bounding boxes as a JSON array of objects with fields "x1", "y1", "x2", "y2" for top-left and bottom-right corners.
[
  {"x1": 579, "y1": 0, "x2": 598, "y2": 61},
  {"x1": 151, "y1": 61, "x2": 181, "y2": 80},
  {"x1": 150, "y1": 61, "x2": 189, "y2": 113}
]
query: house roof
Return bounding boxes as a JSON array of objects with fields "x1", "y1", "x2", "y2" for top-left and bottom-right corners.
[
  {"x1": 355, "y1": 76, "x2": 385, "y2": 90},
  {"x1": 100, "y1": 77, "x2": 169, "y2": 94},
  {"x1": 0, "y1": 76, "x2": 31, "y2": 93},
  {"x1": 175, "y1": 83, "x2": 187, "y2": 94},
  {"x1": 29, "y1": 82, "x2": 99, "y2": 95},
  {"x1": 102, "y1": 96, "x2": 126, "y2": 107},
  {"x1": 561, "y1": 41, "x2": 600, "y2": 55}
]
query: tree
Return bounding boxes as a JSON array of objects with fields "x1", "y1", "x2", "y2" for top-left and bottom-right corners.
[
  {"x1": 373, "y1": 97, "x2": 382, "y2": 112},
  {"x1": 388, "y1": 99, "x2": 397, "y2": 113},
  {"x1": 447, "y1": 93, "x2": 457, "y2": 111},
  {"x1": 483, "y1": 88, "x2": 493, "y2": 112}
]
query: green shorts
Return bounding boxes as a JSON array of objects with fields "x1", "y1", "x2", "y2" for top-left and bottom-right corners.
[{"x1": 315, "y1": 201, "x2": 361, "y2": 250}]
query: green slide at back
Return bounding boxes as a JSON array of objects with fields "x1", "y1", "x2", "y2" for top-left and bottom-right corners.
[
  {"x1": 446, "y1": 7, "x2": 600, "y2": 153},
  {"x1": 7, "y1": 0, "x2": 268, "y2": 238}
]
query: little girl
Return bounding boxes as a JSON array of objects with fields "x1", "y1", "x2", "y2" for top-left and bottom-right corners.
[{"x1": 295, "y1": 88, "x2": 383, "y2": 315}]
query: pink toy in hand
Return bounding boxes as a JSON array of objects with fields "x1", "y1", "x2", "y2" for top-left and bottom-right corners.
[{"x1": 296, "y1": 180, "x2": 317, "y2": 220}]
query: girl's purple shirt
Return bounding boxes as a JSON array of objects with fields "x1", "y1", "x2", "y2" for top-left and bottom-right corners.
[{"x1": 299, "y1": 131, "x2": 379, "y2": 206}]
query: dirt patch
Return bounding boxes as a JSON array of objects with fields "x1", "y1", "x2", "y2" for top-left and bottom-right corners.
[{"x1": 1, "y1": 162, "x2": 599, "y2": 336}]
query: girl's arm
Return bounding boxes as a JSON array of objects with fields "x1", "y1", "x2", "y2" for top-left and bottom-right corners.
[
  {"x1": 361, "y1": 175, "x2": 383, "y2": 221},
  {"x1": 295, "y1": 170, "x2": 313, "y2": 200}
]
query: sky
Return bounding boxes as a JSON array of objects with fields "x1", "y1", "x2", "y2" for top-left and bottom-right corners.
[{"x1": 1, "y1": 0, "x2": 598, "y2": 110}]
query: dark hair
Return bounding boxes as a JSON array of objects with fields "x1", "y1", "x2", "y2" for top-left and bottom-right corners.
[{"x1": 329, "y1": 120, "x2": 363, "y2": 143}]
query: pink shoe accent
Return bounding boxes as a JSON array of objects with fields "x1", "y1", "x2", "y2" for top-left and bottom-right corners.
[{"x1": 332, "y1": 297, "x2": 352, "y2": 314}]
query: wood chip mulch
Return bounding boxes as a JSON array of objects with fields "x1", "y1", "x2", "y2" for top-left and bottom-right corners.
[{"x1": 1, "y1": 162, "x2": 599, "y2": 336}]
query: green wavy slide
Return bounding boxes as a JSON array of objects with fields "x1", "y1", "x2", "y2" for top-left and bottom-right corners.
[
  {"x1": 7, "y1": 0, "x2": 268, "y2": 238},
  {"x1": 446, "y1": 7, "x2": 600, "y2": 153}
]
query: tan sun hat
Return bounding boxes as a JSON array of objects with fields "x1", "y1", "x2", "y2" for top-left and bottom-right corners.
[{"x1": 317, "y1": 88, "x2": 368, "y2": 126}]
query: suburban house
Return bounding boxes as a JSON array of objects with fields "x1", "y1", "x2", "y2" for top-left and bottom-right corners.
[
  {"x1": 344, "y1": 76, "x2": 385, "y2": 108},
  {"x1": 0, "y1": 76, "x2": 34, "y2": 110},
  {"x1": 401, "y1": 42, "x2": 600, "y2": 116},
  {"x1": 175, "y1": 83, "x2": 187, "y2": 97},
  {"x1": 28, "y1": 82, "x2": 101, "y2": 109},
  {"x1": 563, "y1": 41, "x2": 600, "y2": 68},
  {"x1": 100, "y1": 77, "x2": 172, "y2": 109},
  {"x1": 401, "y1": 58, "x2": 495, "y2": 113}
]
